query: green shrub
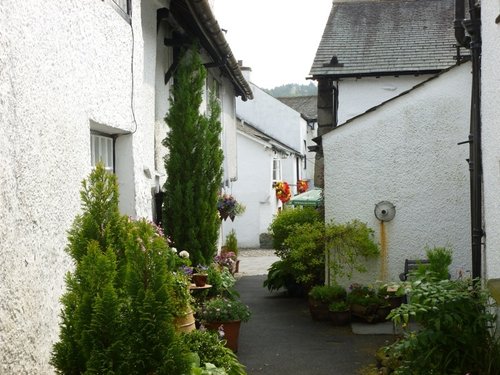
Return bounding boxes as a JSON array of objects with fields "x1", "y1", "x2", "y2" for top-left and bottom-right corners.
[
  {"x1": 325, "y1": 220, "x2": 379, "y2": 283},
  {"x1": 412, "y1": 246, "x2": 452, "y2": 281},
  {"x1": 263, "y1": 260, "x2": 301, "y2": 295},
  {"x1": 284, "y1": 221, "x2": 326, "y2": 287},
  {"x1": 181, "y1": 330, "x2": 247, "y2": 375},
  {"x1": 224, "y1": 230, "x2": 238, "y2": 256},
  {"x1": 386, "y1": 278, "x2": 500, "y2": 374},
  {"x1": 309, "y1": 284, "x2": 347, "y2": 303},
  {"x1": 51, "y1": 164, "x2": 190, "y2": 374},
  {"x1": 268, "y1": 207, "x2": 321, "y2": 257}
]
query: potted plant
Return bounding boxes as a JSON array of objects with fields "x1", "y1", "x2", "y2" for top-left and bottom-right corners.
[
  {"x1": 222, "y1": 230, "x2": 239, "y2": 274},
  {"x1": 217, "y1": 194, "x2": 246, "y2": 221},
  {"x1": 171, "y1": 271, "x2": 196, "y2": 332},
  {"x1": 273, "y1": 181, "x2": 291, "y2": 203},
  {"x1": 192, "y1": 265, "x2": 209, "y2": 287},
  {"x1": 347, "y1": 284, "x2": 382, "y2": 323},
  {"x1": 308, "y1": 284, "x2": 347, "y2": 321},
  {"x1": 198, "y1": 296, "x2": 251, "y2": 352},
  {"x1": 328, "y1": 301, "x2": 351, "y2": 326},
  {"x1": 377, "y1": 281, "x2": 405, "y2": 310}
]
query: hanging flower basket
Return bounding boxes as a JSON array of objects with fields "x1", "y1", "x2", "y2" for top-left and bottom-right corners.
[
  {"x1": 297, "y1": 179, "x2": 309, "y2": 194},
  {"x1": 274, "y1": 181, "x2": 291, "y2": 203},
  {"x1": 217, "y1": 194, "x2": 246, "y2": 221}
]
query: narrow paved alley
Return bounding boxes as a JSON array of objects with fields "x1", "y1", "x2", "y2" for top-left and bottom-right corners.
[{"x1": 234, "y1": 252, "x2": 393, "y2": 375}]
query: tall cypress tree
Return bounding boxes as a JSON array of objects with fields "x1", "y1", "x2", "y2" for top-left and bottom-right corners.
[{"x1": 163, "y1": 47, "x2": 223, "y2": 265}]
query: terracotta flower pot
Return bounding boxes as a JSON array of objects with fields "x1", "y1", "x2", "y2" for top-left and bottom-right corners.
[
  {"x1": 204, "y1": 320, "x2": 242, "y2": 352},
  {"x1": 192, "y1": 273, "x2": 208, "y2": 287}
]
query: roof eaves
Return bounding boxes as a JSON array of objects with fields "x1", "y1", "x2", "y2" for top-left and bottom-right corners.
[{"x1": 186, "y1": 0, "x2": 253, "y2": 100}]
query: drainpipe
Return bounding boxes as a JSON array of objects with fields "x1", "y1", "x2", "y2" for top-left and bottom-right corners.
[{"x1": 455, "y1": 0, "x2": 482, "y2": 279}]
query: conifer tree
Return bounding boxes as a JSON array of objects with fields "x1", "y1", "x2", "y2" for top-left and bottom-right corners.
[
  {"x1": 51, "y1": 164, "x2": 190, "y2": 374},
  {"x1": 163, "y1": 47, "x2": 223, "y2": 265}
]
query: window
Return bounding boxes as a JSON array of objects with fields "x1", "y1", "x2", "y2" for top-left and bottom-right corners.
[
  {"x1": 272, "y1": 158, "x2": 282, "y2": 182},
  {"x1": 91, "y1": 133, "x2": 114, "y2": 172}
]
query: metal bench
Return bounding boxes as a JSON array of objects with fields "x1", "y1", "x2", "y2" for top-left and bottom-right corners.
[{"x1": 399, "y1": 259, "x2": 430, "y2": 281}]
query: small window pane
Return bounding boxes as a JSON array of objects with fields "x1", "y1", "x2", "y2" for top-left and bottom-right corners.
[{"x1": 91, "y1": 133, "x2": 114, "y2": 172}]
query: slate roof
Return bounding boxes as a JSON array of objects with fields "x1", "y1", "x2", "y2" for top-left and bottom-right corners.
[
  {"x1": 309, "y1": 0, "x2": 458, "y2": 78},
  {"x1": 277, "y1": 96, "x2": 318, "y2": 121}
]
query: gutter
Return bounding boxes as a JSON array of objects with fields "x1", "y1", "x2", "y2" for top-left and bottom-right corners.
[{"x1": 186, "y1": 0, "x2": 253, "y2": 101}]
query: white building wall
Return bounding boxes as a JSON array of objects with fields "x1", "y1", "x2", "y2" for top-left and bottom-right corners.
[
  {"x1": 0, "y1": 0, "x2": 243, "y2": 370},
  {"x1": 222, "y1": 132, "x2": 279, "y2": 248},
  {"x1": 323, "y1": 63, "x2": 472, "y2": 285},
  {"x1": 338, "y1": 75, "x2": 433, "y2": 124},
  {"x1": 236, "y1": 82, "x2": 303, "y2": 151},
  {"x1": 481, "y1": 1, "x2": 500, "y2": 279}
]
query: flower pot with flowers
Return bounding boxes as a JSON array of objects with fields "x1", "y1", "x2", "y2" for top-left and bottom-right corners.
[
  {"x1": 273, "y1": 181, "x2": 291, "y2": 203},
  {"x1": 198, "y1": 296, "x2": 251, "y2": 352},
  {"x1": 217, "y1": 194, "x2": 246, "y2": 221},
  {"x1": 192, "y1": 265, "x2": 209, "y2": 287}
]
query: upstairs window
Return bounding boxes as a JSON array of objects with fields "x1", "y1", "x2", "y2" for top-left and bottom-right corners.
[
  {"x1": 272, "y1": 158, "x2": 282, "y2": 182},
  {"x1": 91, "y1": 132, "x2": 114, "y2": 172}
]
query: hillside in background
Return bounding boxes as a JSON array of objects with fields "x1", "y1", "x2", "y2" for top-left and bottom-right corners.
[{"x1": 264, "y1": 82, "x2": 317, "y2": 97}]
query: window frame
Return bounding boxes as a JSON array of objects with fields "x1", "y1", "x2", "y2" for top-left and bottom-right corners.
[
  {"x1": 272, "y1": 157, "x2": 282, "y2": 182},
  {"x1": 90, "y1": 131, "x2": 115, "y2": 173}
]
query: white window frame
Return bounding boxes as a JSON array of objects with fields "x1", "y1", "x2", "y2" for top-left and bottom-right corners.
[
  {"x1": 272, "y1": 158, "x2": 282, "y2": 182},
  {"x1": 91, "y1": 132, "x2": 114, "y2": 172}
]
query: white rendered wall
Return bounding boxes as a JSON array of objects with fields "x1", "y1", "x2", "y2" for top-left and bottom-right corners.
[
  {"x1": 481, "y1": 0, "x2": 500, "y2": 280},
  {"x1": 236, "y1": 82, "x2": 304, "y2": 151},
  {"x1": 222, "y1": 132, "x2": 279, "y2": 248},
  {"x1": 0, "y1": 0, "x2": 163, "y2": 372},
  {"x1": 323, "y1": 63, "x2": 472, "y2": 285},
  {"x1": 338, "y1": 75, "x2": 433, "y2": 124}
]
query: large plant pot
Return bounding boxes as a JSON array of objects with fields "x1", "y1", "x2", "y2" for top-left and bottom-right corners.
[
  {"x1": 192, "y1": 273, "x2": 208, "y2": 287},
  {"x1": 174, "y1": 309, "x2": 196, "y2": 333},
  {"x1": 387, "y1": 296, "x2": 404, "y2": 310},
  {"x1": 329, "y1": 310, "x2": 351, "y2": 326},
  {"x1": 204, "y1": 320, "x2": 242, "y2": 352},
  {"x1": 350, "y1": 303, "x2": 379, "y2": 323},
  {"x1": 308, "y1": 298, "x2": 330, "y2": 321}
]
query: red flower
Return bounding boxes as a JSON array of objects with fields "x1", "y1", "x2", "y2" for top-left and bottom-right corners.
[
  {"x1": 274, "y1": 181, "x2": 291, "y2": 203},
  {"x1": 297, "y1": 180, "x2": 308, "y2": 194}
]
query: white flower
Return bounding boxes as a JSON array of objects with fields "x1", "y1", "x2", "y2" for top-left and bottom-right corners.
[
  {"x1": 179, "y1": 250, "x2": 190, "y2": 258},
  {"x1": 171, "y1": 247, "x2": 177, "y2": 253}
]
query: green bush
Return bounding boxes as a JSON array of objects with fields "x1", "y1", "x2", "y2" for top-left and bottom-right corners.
[
  {"x1": 325, "y1": 220, "x2": 379, "y2": 283},
  {"x1": 284, "y1": 221, "x2": 326, "y2": 287},
  {"x1": 181, "y1": 330, "x2": 247, "y2": 375},
  {"x1": 224, "y1": 230, "x2": 238, "y2": 256},
  {"x1": 268, "y1": 207, "x2": 321, "y2": 257},
  {"x1": 386, "y1": 278, "x2": 500, "y2": 374},
  {"x1": 51, "y1": 164, "x2": 190, "y2": 374},
  {"x1": 309, "y1": 284, "x2": 347, "y2": 303},
  {"x1": 263, "y1": 260, "x2": 301, "y2": 295}
]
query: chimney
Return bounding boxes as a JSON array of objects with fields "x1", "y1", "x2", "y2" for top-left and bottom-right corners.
[{"x1": 238, "y1": 60, "x2": 252, "y2": 82}]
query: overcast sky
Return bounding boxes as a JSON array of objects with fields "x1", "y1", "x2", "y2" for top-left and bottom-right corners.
[{"x1": 212, "y1": 0, "x2": 333, "y2": 89}]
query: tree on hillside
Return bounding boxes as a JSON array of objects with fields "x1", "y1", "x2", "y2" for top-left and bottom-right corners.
[{"x1": 162, "y1": 46, "x2": 223, "y2": 266}]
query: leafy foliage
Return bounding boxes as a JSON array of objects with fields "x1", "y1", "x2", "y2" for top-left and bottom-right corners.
[
  {"x1": 51, "y1": 164, "x2": 190, "y2": 374},
  {"x1": 386, "y1": 278, "x2": 500, "y2": 374},
  {"x1": 163, "y1": 46, "x2": 223, "y2": 266},
  {"x1": 268, "y1": 207, "x2": 321, "y2": 257},
  {"x1": 308, "y1": 284, "x2": 347, "y2": 303},
  {"x1": 325, "y1": 220, "x2": 379, "y2": 283},
  {"x1": 181, "y1": 330, "x2": 247, "y2": 375}
]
